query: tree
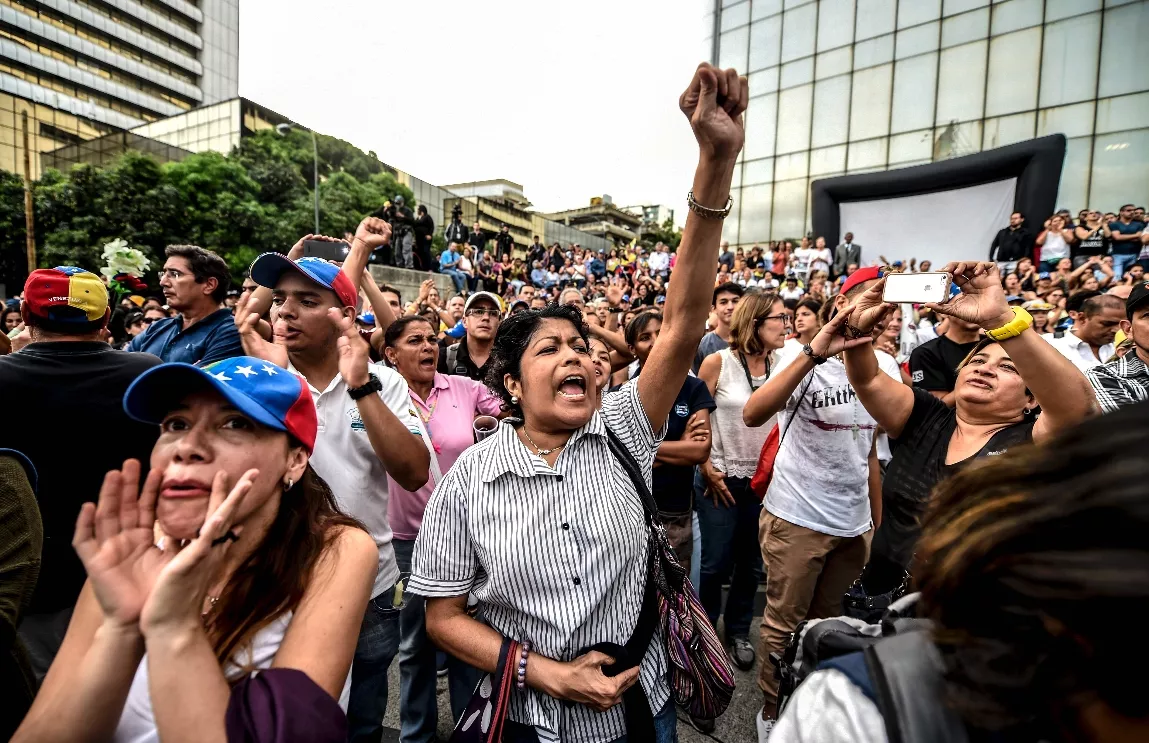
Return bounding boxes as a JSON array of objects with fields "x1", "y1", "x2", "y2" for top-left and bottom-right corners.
[
  {"x1": 163, "y1": 152, "x2": 270, "y2": 275},
  {"x1": 2, "y1": 123, "x2": 429, "y2": 293},
  {"x1": 647, "y1": 216, "x2": 683, "y2": 250},
  {"x1": 0, "y1": 170, "x2": 27, "y2": 294}
]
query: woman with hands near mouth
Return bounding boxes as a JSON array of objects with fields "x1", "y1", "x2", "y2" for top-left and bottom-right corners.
[
  {"x1": 839, "y1": 261, "x2": 1097, "y2": 596},
  {"x1": 408, "y1": 61, "x2": 749, "y2": 743},
  {"x1": 14, "y1": 356, "x2": 377, "y2": 743}
]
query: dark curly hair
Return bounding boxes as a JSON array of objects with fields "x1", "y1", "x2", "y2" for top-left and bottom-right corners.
[
  {"x1": 915, "y1": 402, "x2": 1149, "y2": 737},
  {"x1": 484, "y1": 303, "x2": 588, "y2": 418}
]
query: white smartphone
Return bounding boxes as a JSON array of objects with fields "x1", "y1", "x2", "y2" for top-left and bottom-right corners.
[{"x1": 882, "y1": 272, "x2": 952, "y2": 304}]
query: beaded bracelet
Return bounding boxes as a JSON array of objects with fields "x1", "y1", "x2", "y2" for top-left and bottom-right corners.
[{"x1": 515, "y1": 641, "x2": 531, "y2": 689}]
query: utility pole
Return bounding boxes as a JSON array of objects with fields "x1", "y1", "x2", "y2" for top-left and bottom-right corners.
[{"x1": 21, "y1": 111, "x2": 36, "y2": 272}]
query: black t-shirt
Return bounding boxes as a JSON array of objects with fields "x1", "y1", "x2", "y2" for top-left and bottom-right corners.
[
  {"x1": 873, "y1": 389, "x2": 1035, "y2": 572},
  {"x1": 0, "y1": 342, "x2": 161, "y2": 613},
  {"x1": 909, "y1": 335, "x2": 980, "y2": 392},
  {"x1": 1074, "y1": 226, "x2": 1109, "y2": 258},
  {"x1": 651, "y1": 375, "x2": 716, "y2": 514},
  {"x1": 437, "y1": 336, "x2": 492, "y2": 382}
]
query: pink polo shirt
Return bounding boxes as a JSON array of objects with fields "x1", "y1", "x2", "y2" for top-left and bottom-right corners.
[{"x1": 387, "y1": 372, "x2": 502, "y2": 541}]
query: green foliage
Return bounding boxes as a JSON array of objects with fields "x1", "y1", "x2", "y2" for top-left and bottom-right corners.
[
  {"x1": 647, "y1": 216, "x2": 683, "y2": 250},
  {"x1": 0, "y1": 127, "x2": 427, "y2": 295},
  {"x1": 0, "y1": 170, "x2": 28, "y2": 293}
]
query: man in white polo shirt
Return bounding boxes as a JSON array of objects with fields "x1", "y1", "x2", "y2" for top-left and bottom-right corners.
[
  {"x1": 244, "y1": 218, "x2": 431, "y2": 742},
  {"x1": 1046, "y1": 293, "x2": 1124, "y2": 373}
]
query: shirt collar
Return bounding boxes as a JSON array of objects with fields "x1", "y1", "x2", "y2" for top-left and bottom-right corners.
[
  {"x1": 478, "y1": 411, "x2": 607, "y2": 484},
  {"x1": 1065, "y1": 330, "x2": 1113, "y2": 352},
  {"x1": 286, "y1": 360, "x2": 346, "y2": 397}
]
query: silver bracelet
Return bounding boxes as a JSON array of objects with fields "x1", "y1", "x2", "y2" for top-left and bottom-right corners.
[{"x1": 686, "y1": 190, "x2": 733, "y2": 220}]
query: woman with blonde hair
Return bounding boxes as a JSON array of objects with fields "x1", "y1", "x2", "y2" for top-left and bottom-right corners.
[{"x1": 697, "y1": 290, "x2": 789, "y2": 676}]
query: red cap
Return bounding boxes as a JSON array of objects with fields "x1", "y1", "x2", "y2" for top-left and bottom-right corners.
[
  {"x1": 24, "y1": 267, "x2": 108, "y2": 324},
  {"x1": 840, "y1": 266, "x2": 884, "y2": 296}
]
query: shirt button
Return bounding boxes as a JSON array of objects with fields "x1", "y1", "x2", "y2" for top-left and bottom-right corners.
[
  {"x1": 573, "y1": 577, "x2": 581, "y2": 586},
  {"x1": 562, "y1": 523, "x2": 570, "y2": 530},
  {"x1": 556, "y1": 475, "x2": 564, "y2": 482}
]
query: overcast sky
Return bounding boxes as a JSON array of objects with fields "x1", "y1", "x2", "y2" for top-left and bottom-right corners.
[{"x1": 239, "y1": 0, "x2": 714, "y2": 222}]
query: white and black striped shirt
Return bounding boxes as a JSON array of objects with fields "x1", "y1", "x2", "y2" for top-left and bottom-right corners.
[{"x1": 409, "y1": 381, "x2": 669, "y2": 743}]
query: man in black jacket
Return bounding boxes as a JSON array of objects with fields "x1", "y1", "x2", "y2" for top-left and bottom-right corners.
[
  {"x1": 443, "y1": 205, "x2": 467, "y2": 249},
  {"x1": 989, "y1": 211, "x2": 1033, "y2": 272},
  {"x1": 383, "y1": 196, "x2": 415, "y2": 268},
  {"x1": 467, "y1": 222, "x2": 487, "y2": 257},
  {"x1": 2, "y1": 267, "x2": 160, "y2": 680},
  {"x1": 413, "y1": 205, "x2": 435, "y2": 271},
  {"x1": 495, "y1": 224, "x2": 515, "y2": 258}
]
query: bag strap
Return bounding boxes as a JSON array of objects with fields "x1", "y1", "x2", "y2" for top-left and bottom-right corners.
[
  {"x1": 605, "y1": 427, "x2": 659, "y2": 526},
  {"x1": 737, "y1": 351, "x2": 766, "y2": 392},
  {"x1": 775, "y1": 368, "x2": 816, "y2": 454},
  {"x1": 864, "y1": 632, "x2": 970, "y2": 743}
]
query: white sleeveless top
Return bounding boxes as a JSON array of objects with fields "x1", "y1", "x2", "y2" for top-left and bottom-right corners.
[
  {"x1": 113, "y1": 611, "x2": 352, "y2": 743},
  {"x1": 710, "y1": 348, "x2": 773, "y2": 479},
  {"x1": 1042, "y1": 231, "x2": 1070, "y2": 261}
]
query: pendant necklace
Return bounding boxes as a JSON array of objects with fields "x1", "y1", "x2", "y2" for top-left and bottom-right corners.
[{"x1": 522, "y1": 428, "x2": 569, "y2": 456}]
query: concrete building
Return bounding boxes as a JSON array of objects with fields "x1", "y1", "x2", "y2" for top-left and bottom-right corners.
[
  {"x1": 0, "y1": 0, "x2": 239, "y2": 178},
  {"x1": 708, "y1": 0, "x2": 1149, "y2": 245},
  {"x1": 541, "y1": 196, "x2": 644, "y2": 248},
  {"x1": 442, "y1": 179, "x2": 536, "y2": 255}
]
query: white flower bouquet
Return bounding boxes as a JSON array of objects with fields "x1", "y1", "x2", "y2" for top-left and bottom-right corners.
[{"x1": 99, "y1": 239, "x2": 150, "y2": 299}]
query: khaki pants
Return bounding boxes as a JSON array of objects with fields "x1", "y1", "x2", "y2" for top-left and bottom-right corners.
[{"x1": 757, "y1": 511, "x2": 871, "y2": 712}]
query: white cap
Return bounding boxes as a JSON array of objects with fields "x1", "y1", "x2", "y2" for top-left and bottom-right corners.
[{"x1": 464, "y1": 291, "x2": 503, "y2": 313}]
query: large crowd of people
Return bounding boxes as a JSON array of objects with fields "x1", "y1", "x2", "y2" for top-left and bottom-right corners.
[{"x1": 2, "y1": 62, "x2": 1148, "y2": 743}]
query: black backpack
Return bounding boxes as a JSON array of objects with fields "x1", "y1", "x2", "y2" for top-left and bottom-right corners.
[{"x1": 773, "y1": 593, "x2": 969, "y2": 743}]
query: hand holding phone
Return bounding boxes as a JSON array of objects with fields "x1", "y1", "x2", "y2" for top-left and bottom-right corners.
[
  {"x1": 882, "y1": 272, "x2": 952, "y2": 304},
  {"x1": 302, "y1": 240, "x2": 351, "y2": 262}
]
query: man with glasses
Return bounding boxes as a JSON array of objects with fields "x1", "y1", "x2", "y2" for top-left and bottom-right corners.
[
  {"x1": 1109, "y1": 204, "x2": 1146, "y2": 279},
  {"x1": 440, "y1": 291, "x2": 501, "y2": 381},
  {"x1": 127, "y1": 245, "x2": 242, "y2": 364}
]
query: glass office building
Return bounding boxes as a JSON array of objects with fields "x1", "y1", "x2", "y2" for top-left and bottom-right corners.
[
  {"x1": 708, "y1": 0, "x2": 1149, "y2": 246},
  {"x1": 0, "y1": 0, "x2": 239, "y2": 177}
]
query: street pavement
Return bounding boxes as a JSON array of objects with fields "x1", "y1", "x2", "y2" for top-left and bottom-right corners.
[{"x1": 380, "y1": 615, "x2": 768, "y2": 743}]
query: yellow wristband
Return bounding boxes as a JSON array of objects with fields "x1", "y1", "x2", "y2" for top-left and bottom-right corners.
[{"x1": 985, "y1": 307, "x2": 1032, "y2": 341}]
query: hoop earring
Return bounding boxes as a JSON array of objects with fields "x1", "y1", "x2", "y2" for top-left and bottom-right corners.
[
  {"x1": 284, "y1": 478, "x2": 294, "y2": 490},
  {"x1": 1022, "y1": 407, "x2": 1031, "y2": 415}
]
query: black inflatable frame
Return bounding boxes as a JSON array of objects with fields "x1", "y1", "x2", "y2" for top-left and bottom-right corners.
[{"x1": 810, "y1": 134, "x2": 1066, "y2": 245}]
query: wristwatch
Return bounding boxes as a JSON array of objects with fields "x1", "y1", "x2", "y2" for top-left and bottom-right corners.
[
  {"x1": 802, "y1": 344, "x2": 827, "y2": 365},
  {"x1": 984, "y1": 307, "x2": 1033, "y2": 342},
  {"x1": 348, "y1": 372, "x2": 382, "y2": 400}
]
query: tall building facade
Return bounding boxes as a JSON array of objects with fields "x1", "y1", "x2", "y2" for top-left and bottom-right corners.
[
  {"x1": 709, "y1": 0, "x2": 1149, "y2": 246},
  {"x1": 0, "y1": 0, "x2": 239, "y2": 177}
]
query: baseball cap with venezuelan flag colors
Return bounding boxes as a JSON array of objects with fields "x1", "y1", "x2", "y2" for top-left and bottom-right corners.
[
  {"x1": 123, "y1": 356, "x2": 318, "y2": 452},
  {"x1": 23, "y1": 267, "x2": 109, "y2": 326}
]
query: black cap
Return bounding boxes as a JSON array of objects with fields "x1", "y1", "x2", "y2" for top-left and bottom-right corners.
[{"x1": 1127, "y1": 280, "x2": 1149, "y2": 318}]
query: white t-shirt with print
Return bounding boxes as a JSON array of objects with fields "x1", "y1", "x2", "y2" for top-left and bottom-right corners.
[
  {"x1": 292, "y1": 361, "x2": 426, "y2": 599},
  {"x1": 765, "y1": 345, "x2": 901, "y2": 537}
]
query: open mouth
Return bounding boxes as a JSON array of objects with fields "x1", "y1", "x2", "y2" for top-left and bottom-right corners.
[
  {"x1": 558, "y1": 374, "x2": 587, "y2": 400},
  {"x1": 967, "y1": 378, "x2": 992, "y2": 390},
  {"x1": 418, "y1": 356, "x2": 436, "y2": 369}
]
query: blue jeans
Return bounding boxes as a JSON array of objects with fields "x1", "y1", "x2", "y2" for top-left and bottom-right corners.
[
  {"x1": 502, "y1": 697, "x2": 678, "y2": 742},
  {"x1": 1113, "y1": 253, "x2": 1140, "y2": 279},
  {"x1": 442, "y1": 268, "x2": 467, "y2": 294},
  {"x1": 690, "y1": 509, "x2": 702, "y2": 590},
  {"x1": 348, "y1": 586, "x2": 401, "y2": 742},
  {"x1": 394, "y1": 539, "x2": 482, "y2": 742},
  {"x1": 696, "y1": 473, "x2": 762, "y2": 640}
]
